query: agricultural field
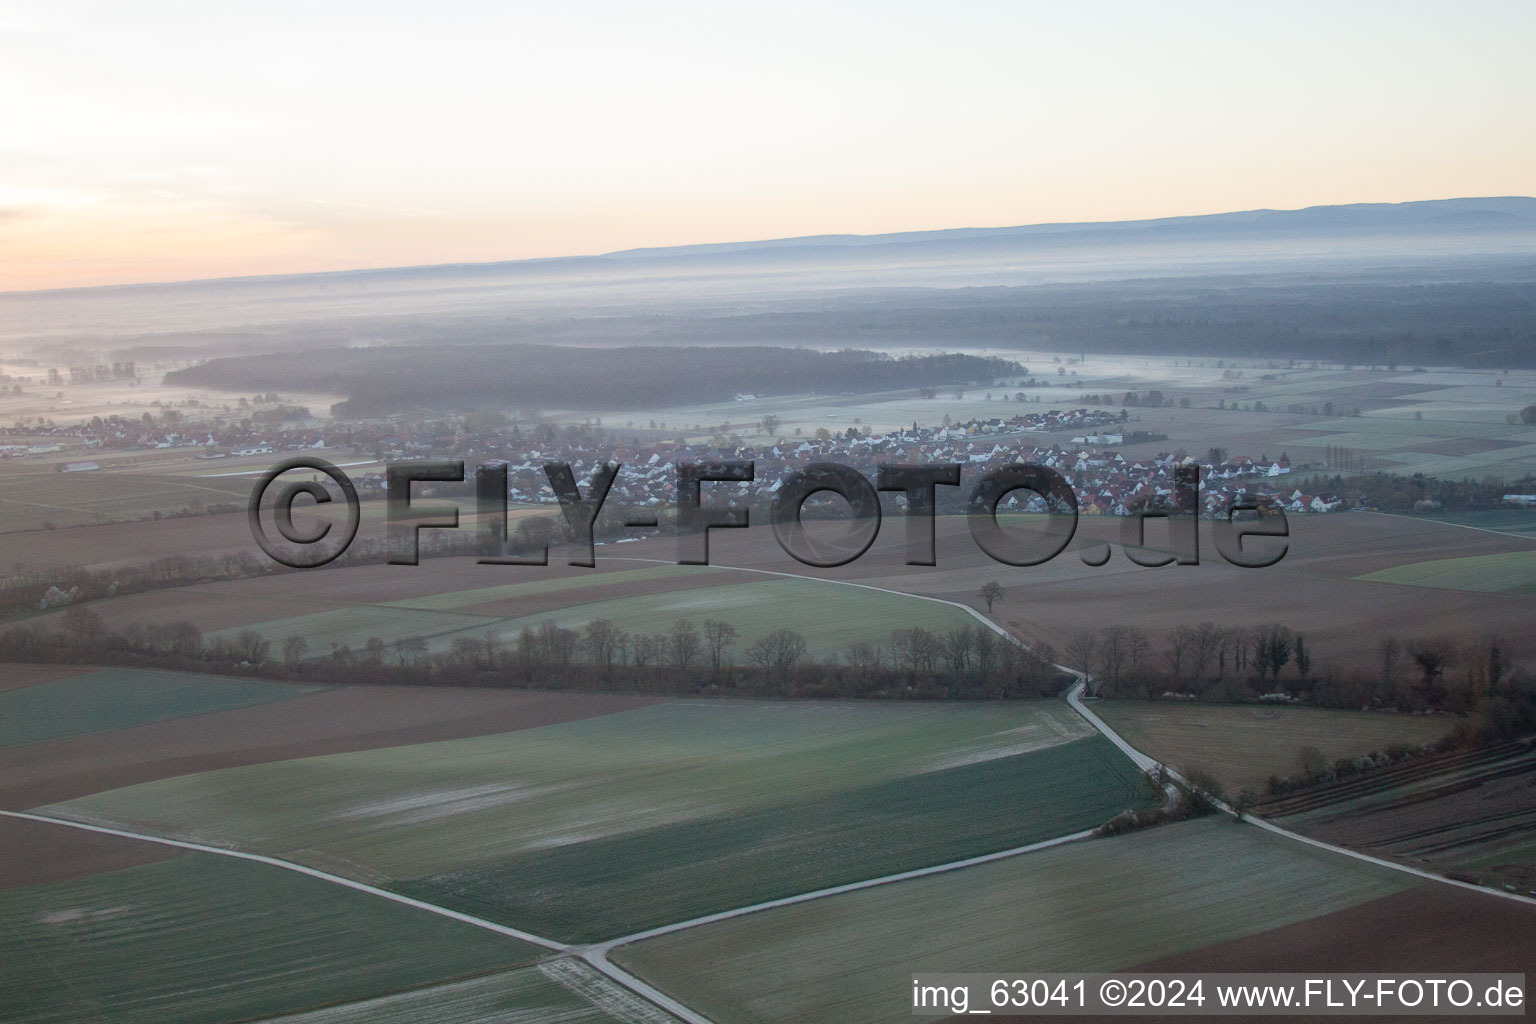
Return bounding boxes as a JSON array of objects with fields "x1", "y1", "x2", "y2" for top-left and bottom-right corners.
[
  {"x1": 691, "y1": 510, "x2": 1536, "y2": 677},
  {"x1": 39, "y1": 699, "x2": 1155, "y2": 942},
  {"x1": 1416, "y1": 507, "x2": 1536, "y2": 538},
  {"x1": 129, "y1": 565, "x2": 982, "y2": 665},
  {"x1": 610, "y1": 818, "x2": 1420, "y2": 1024},
  {"x1": 0, "y1": 668, "x2": 326, "y2": 749},
  {"x1": 1091, "y1": 700, "x2": 1455, "y2": 795},
  {"x1": 0, "y1": 669, "x2": 661, "y2": 810},
  {"x1": 0, "y1": 851, "x2": 548, "y2": 1024},
  {"x1": 1270, "y1": 740, "x2": 1536, "y2": 896},
  {"x1": 1353, "y1": 548, "x2": 1536, "y2": 593},
  {"x1": 0, "y1": 462, "x2": 254, "y2": 533},
  {"x1": 15, "y1": 500, "x2": 1536, "y2": 685},
  {"x1": 251, "y1": 962, "x2": 676, "y2": 1024}
]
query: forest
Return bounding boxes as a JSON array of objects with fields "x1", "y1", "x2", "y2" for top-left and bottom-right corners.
[{"x1": 166, "y1": 346, "x2": 1024, "y2": 416}]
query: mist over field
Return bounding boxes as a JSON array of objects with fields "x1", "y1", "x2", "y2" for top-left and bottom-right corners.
[
  {"x1": 5, "y1": 196, "x2": 1536, "y2": 1024},
  {"x1": 7, "y1": 2, "x2": 1536, "y2": 1018},
  {"x1": 5, "y1": 198, "x2": 1535, "y2": 377}
]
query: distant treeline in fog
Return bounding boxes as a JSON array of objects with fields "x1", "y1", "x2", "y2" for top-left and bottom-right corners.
[
  {"x1": 640, "y1": 279, "x2": 1536, "y2": 369},
  {"x1": 165, "y1": 346, "x2": 1024, "y2": 416}
]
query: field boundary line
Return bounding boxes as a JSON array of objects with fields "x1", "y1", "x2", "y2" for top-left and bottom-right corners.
[
  {"x1": 1061, "y1": 683, "x2": 1536, "y2": 909},
  {"x1": 607, "y1": 554, "x2": 1536, "y2": 911},
  {"x1": 592, "y1": 828, "x2": 1095, "y2": 956},
  {"x1": 0, "y1": 808, "x2": 569, "y2": 949},
  {"x1": 0, "y1": 809, "x2": 723, "y2": 1023},
  {"x1": 575, "y1": 951, "x2": 717, "y2": 1024},
  {"x1": 1354, "y1": 508, "x2": 1536, "y2": 543}
]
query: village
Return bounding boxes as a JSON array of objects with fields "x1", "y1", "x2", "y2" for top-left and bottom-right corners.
[{"x1": 1, "y1": 403, "x2": 1346, "y2": 518}]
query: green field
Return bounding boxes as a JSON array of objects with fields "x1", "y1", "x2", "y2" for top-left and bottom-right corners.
[
  {"x1": 1417, "y1": 508, "x2": 1536, "y2": 538},
  {"x1": 1353, "y1": 548, "x2": 1536, "y2": 593},
  {"x1": 252, "y1": 962, "x2": 668, "y2": 1024},
  {"x1": 0, "y1": 853, "x2": 543, "y2": 1024},
  {"x1": 613, "y1": 818, "x2": 1415, "y2": 1024},
  {"x1": 209, "y1": 574, "x2": 981, "y2": 663},
  {"x1": 43, "y1": 700, "x2": 1154, "y2": 942},
  {"x1": 478, "y1": 577, "x2": 980, "y2": 661},
  {"x1": 0, "y1": 668, "x2": 325, "y2": 748},
  {"x1": 1092, "y1": 700, "x2": 1454, "y2": 794},
  {"x1": 399, "y1": 735, "x2": 1150, "y2": 940}
]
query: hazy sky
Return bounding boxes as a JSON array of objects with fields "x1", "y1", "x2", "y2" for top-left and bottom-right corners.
[{"x1": 2, "y1": 0, "x2": 1533, "y2": 291}]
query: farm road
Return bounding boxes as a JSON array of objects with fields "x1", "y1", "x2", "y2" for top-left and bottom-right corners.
[{"x1": 7, "y1": 555, "x2": 1533, "y2": 1023}]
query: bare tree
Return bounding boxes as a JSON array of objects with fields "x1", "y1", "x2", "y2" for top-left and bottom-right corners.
[
  {"x1": 62, "y1": 605, "x2": 106, "y2": 646},
  {"x1": 1191, "y1": 622, "x2": 1222, "y2": 680},
  {"x1": 1165, "y1": 625, "x2": 1195, "y2": 684},
  {"x1": 703, "y1": 619, "x2": 739, "y2": 671},
  {"x1": 891, "y1": 627, "x2": 941, "y2": 672},
  {"x1": 583, "y1": 618, "x2": 624, "y2": 671},
  {"x1": 668, "y1": 619, "x2": 702, "y2": 670},
  {"x1": 282, "y1": 635, "x2": 310, "y2": 666},
  {"x1": 394, "y1": 636, "x2": 428, "y2": 667},
  {"x1": 979, "y1": 580, "x2": 1004, "y2": 614},
  {"x1": 973, "y1": 627, "x2": 998, "y2": 673},
  {"x1": 749, "y1": 629, "x2": 808, "y2": 674},
  {"x1": 480, "y1": 631, "x2": 500, "y2": 669},
  {"x1": 234, "y1": 630, "x2": 270, "y2": 664},
  {"x1": 1099, "y1": 625, "x2": 1129, "y2": 690},
  {"x1": 845, "y1": 641, "x2": 880, "y2": 672},
  {"x1": 1409, "y1": 637, "x2": 1453, "y2": 708},
  {"x1": 1378, "y1": 635, "x2": 1401, "y2": 686},
  {"x1": 451, "y1": 635, "x2": 481, "y2": 667},
  {"x1": 1065, "y1": 631, "x2": 1098, "y2": 687},
  {"x1": 539, "y1": 620, "x2": 578, "y2": 667},
  {"x1": 1127, "y1": 627, "x2": 1152, "y2": 678},
  {"x1": 942, "y1": 628, "x2": 975, "y2": 673},
  {"x1": 631, "y1": 633, "x2": 665, "y2": 668}
]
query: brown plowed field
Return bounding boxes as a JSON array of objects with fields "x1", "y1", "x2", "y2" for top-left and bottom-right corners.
[
  {"x1": 1132, "y1": 883, "x2": 1536, "y2": 972},
  {"x1": 0, "y1": 677, "x2": 664, "y2": 809},
  {"x1": 953, "y1": 885, "x2": 1536, "y2": 1024},
  {"x1": 0, "y1": 665, "x2": 92, "y2": 693},
  {"x1": 662, "y1": 512, "x2": 1536, "y2": 671},
  {"x1": 1282, "y1": 749, "x2": 1536, "y2": 884},
  {"x1": 0, "y1": 815, "x2": 183, "y2": 888}
]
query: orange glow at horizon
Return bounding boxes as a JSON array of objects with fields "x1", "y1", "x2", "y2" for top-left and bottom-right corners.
[{"x1": 2, "y1": 1, "x2": 1533, "y2": 292}]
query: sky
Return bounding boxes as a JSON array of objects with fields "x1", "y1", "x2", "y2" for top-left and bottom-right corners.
[{"x1": 2, "y1": 0, "x2": 1533, "y2": 291}]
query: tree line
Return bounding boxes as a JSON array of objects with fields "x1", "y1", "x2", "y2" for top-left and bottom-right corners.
[
  {"x1": 166, "y1": 346, "x2": 1025, "y2": 417},
  {"x1": 0, "y1": 609, "x2": 1073, "y2": 702},
  {"x1": 1067, "y1": 621, "x2": 1535, "y2": 750}
]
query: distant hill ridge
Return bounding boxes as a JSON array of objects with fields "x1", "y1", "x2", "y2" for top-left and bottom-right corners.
[
  {"x1": 18, "y1": 197, "x2": 1532, "y2": 296},
  {"x1": 604, "y1": 197, "x2": 1536, "y2": 260}
]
